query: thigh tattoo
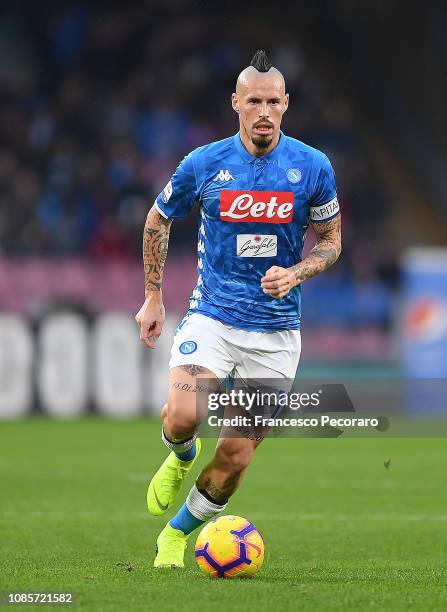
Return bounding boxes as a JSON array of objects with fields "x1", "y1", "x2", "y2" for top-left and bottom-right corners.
[{"x1": 179, "y1": 364, "x2": 214, "y2": 377}]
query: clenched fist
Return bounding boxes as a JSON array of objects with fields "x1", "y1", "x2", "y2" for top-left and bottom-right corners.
[{"x1": 261, "y1": 266, "x2": 297, "y2": 299}]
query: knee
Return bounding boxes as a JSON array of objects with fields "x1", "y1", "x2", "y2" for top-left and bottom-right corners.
[
  {"x1": 164, "y1": 396, "x2": 197, "y2": 440},
  {"x1": 215, "y1": 440, "x2": 254, "y2": 474}
]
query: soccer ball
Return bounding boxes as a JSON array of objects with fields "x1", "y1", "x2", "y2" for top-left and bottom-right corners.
[{"x1": 195, "y1": 515, "x2": 264, "y2": 579}]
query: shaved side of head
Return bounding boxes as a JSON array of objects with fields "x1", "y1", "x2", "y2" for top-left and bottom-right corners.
[{"x1": 236, "y1": 65, "x2": 286, "y2": 95}]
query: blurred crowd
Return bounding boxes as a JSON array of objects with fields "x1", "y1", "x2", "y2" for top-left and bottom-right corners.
[{"x1": 0, "y1": 3, "x2": 396, "y2": 328}]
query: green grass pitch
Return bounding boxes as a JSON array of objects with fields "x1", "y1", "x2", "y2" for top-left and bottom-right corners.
[{"x1": 1, "y1": 418, "x2": 446, "y2": 611}]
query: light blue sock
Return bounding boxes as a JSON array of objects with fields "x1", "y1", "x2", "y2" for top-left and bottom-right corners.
[
  {"x1": 170, "y1": 503, "x2": 204, "y2": 535},
  {"x1": 175, "y1": 441, "x2": 196, "y2": 462}
]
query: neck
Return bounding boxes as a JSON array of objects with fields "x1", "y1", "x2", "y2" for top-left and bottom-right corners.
[{"x1": 239, "y1": 123, "x2": 281, "y2": 157}]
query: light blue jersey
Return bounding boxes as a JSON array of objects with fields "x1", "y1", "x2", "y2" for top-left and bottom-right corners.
[{"x1": 155, "y1": 132, "x2": 339, "y2": 331}]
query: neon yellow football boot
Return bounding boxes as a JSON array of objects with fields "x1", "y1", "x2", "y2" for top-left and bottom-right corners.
[
  {"x1": 154, "y1": 523, "x2": 189, "y2": 568},
  {"x1": 147, "y1": 438, "x2": 201, "y2": 516}
]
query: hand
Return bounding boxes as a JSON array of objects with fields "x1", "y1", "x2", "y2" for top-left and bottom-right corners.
[
  {"x1": 135, "y1": 293, "x2": 165, "y2": 349},
  {"x1": 261, "y1": 266, "x2": 296, "y2": 299}
]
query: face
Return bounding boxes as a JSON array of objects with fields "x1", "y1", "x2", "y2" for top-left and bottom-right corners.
[{"x1": 232, "y1": 71, "x2": 288, "y2": 151}]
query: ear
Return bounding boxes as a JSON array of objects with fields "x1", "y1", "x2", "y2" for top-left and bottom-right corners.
[
  {"x1": 283, "y1": 93, "x2": 289, "y2": 115},
  {"x1": 231, "y1": 93, "x2": 240, "y2": 114}
]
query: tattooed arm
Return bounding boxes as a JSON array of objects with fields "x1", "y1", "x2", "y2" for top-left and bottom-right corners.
[
  {"x1": 261, "y1": 214, "x2": 341, "y2": 300},
  {"x1": 291, "y1": 214, "x2": 342, "y2": 284},
  {"x1": 142, "y1": 204, "x2": 172, "y2": 294},
  {"x1": 135, "y1": 205, "x2": 172, "y2": 348}
]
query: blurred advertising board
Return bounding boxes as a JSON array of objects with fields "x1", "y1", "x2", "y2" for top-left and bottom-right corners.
[
  {"x1": 0, "y1": 257, "x2": 394, "y2": 419},
  {"x1": 401, "y1": 248, "x2": 447, "y2": 414},
  {"x1": 401, "y1": 248, "x2": 447, "y2": 377}
]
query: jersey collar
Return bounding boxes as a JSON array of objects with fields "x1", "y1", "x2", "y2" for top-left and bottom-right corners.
[{"x1": 233, "y1": 130, "x2": 286, "y2": 163}]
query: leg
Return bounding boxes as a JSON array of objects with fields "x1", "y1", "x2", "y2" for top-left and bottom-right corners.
[
  {"x1": 151, "y1": 314, "x2": 236, "y2": 567},
  {"x1": 196, "y1": 436, "x2": 260, "y2": 503},
  {"x1": 163, "y1": 364, "x2": 216, "y2": 442},
  {"x1": 147, "y1": 365, "x2": 217, "y2": 516},
  {"x1": 155, "y1": 434, "x2": 262, "y2": 569},
  {"x1": 155, "y1": 325, "x2": 301, "y2": 568},
  {"x1": 169, "y1": 428, "x2": 262, "y2": 533}
]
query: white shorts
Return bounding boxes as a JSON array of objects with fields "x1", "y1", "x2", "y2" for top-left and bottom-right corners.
[{"x1": 169, "y1": 313, "x2": 301, "y2": 383}]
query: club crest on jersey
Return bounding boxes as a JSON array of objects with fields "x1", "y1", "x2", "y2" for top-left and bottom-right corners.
[
  {"x1": 287, "y1": 168, "x2": 302, "y2": 183},
  {"x1": 220, "y1": 191, "x2": 294, "y2": 223},
  {"x1": 213, "y1": 170, "x2": 235, "y2": 182},
  {"x1": 179, "y1": 340, "x2": 197, "y2": 355}
]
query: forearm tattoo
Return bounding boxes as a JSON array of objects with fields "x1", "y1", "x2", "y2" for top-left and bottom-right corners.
[
  {"x1": 143, "y1": 206, "x2": 172, "y2": 293},
  {"x1": 291, "y1": 215, "x2": 341, "y2": 283}
]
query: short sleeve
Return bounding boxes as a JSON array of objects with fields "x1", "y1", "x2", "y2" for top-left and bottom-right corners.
[
  {"x1": 155, "y1": 152, "x2": 198, "y2": 219},
  {"x1": 309, "y1": 154, "x2": 340, "y2": 223}
]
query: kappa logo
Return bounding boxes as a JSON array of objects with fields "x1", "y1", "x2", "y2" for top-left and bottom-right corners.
[{"x1": 213, "y1": 170, "x2": 235, "y2": 182}]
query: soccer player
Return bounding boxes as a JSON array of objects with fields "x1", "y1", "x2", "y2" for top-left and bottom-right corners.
[{"x1": 135, "y1": 50, "x2": 341, "y2": 567}]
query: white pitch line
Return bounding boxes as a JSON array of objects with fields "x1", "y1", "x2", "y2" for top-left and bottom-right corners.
[
  {"x1": 2, "y1": 511, "x2": 447, "y2": 523},
  {"x1": 250, "y1": 513, "x2": 447, "y2": 522}
]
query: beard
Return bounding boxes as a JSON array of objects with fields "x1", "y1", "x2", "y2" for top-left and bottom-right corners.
[{"x1": 251, "y1": 134, "x2": 273, "y2": 149}]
